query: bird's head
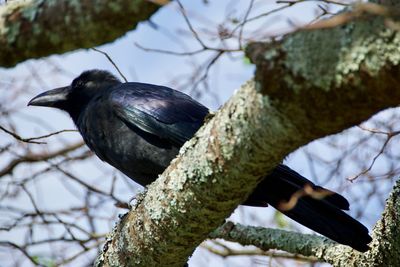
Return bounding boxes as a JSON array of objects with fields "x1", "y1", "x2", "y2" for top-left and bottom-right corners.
[{"x1": 28, "y1": 69, "x2": 121, "y2": 118}]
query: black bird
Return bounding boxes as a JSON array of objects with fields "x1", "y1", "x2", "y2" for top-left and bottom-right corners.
[{"x1": 29, "y1": 70, "x2": 372, "y2": 252}]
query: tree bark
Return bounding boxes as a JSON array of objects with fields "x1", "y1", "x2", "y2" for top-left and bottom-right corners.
[
  {"x1": 0, "y1": 0, "x2": 159, "y2": 67},
  {"x1": 96, "y1": 9, "x2": 400, "y2": 267}
]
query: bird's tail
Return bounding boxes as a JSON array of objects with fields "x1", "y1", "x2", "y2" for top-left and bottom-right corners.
[{"x1": 243, "y1": 164, "x2": 372, "y2": 252}]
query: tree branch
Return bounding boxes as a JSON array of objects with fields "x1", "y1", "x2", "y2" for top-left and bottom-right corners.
[
  {"x1": 0, "y1": 141, "x2": 85, "y2": 178},
  {"x1": 210, "y1": 221, "x2": 340, "y2": 261},
  {"x1": 202, "y1": 240, "x2": 319, "y2": 263},
  {"x1": 0, "y1": 0, "x2": 160, "y2": 67}
]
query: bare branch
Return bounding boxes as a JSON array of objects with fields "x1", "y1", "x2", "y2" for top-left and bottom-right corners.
[
  {"x1": 92, "y1": 48, "x2": 128, "y2": 82},
  {"x1": 0, "y1": 142, "x2": 85, "y2": 178},
  {"x1": 348, "y1": 127, "x2": 400, "y2": 181},
  {"x1": 0, "y1": 125, "x2": 75, "y2": 144}
]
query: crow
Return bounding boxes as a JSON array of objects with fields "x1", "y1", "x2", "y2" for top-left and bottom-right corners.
[{"x1": 29, "y1": 69, "x2": 372, "y2": 252}]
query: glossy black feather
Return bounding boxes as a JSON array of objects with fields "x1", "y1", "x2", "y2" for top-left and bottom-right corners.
[{"x1": 110, "y1": 83, "x2": 209, "y2": 146}]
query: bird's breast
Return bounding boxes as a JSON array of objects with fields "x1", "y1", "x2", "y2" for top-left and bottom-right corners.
[{"x1": 77, "y1": 106, "x2": 179, "y2": 186}]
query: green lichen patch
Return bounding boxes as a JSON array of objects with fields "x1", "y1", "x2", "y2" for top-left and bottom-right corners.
[{"x1": 281, "y1": 17, "x2": 400, "y2": 91}]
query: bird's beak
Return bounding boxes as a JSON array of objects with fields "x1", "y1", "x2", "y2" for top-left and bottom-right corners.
[{"x1": 28, "y1": 86, "x2": 71, "y2": 107}]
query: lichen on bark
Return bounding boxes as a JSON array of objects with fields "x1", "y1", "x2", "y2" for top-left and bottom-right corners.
[{"x1": 0, "y1": 0, "x2": 159, "y2": 67}]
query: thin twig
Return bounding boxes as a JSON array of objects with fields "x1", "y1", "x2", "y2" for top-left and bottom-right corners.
[
  {"x1": 92, "y1": 48, "x2": 128, "y2": 82},
  {"x1": 0, "y1": 241, "x2": 40, "y2": 266},
  {"x1": 0, "y1": 142, "x2": 85, "y2": 178},
  {"x1": 238, "y1": 0, "x2": 255, "y2": 49},
  {"x1": 1, "y1": 126, "x2": 76, "y2": 144},
  {"x1": 277, "y1": 0, "x2": 349, "y2": 6},
  {"x1": 176, "y1": 0, "x2": 207, "y2": 48},
  {"x1": 348, "y1": 129, "x2": 400, "y2": 181}
]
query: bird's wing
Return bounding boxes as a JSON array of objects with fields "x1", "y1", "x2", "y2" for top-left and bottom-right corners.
[{"x1": 109, "y1": 83, "x2": 209, "y2": 146}]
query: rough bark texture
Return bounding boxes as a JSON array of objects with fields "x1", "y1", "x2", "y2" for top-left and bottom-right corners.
[
  {"x1": 210, "y1": 221, "x2": 341, "y2": 259},
  {"x1": 96, "y1": 11, "x2": 400, "y2": 267},
  {"x1": 0, "y1": 0, "x2": 159, "y2": 67},
  {"x1": 212, "y1": 180, "x2": 400, "y2": 266},
  {"x1": 347, "y1": 179, "x2": 400, "y2": 267}
]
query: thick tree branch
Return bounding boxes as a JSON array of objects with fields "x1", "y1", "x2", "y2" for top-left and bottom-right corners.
[
  {"x1": 0, "y1": 0, "x2": 160, "y2": 67},
  {"x1": 202, "y1": 240, "x2": 320, "y2": 263},
  {"x1": 96, "y1": 10, "x2": 400, "y2": 267},
  {"x1": 210, "y1": 222, "x2": 341, "y2": 261}
]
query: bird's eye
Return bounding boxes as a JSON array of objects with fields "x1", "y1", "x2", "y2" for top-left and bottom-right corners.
[{"x1": 73, "y1": 80, "x2": 85, "y2": 88}]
